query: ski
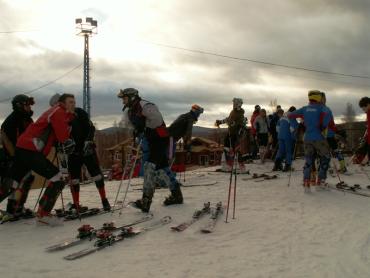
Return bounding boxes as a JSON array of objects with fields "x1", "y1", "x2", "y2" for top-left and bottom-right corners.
[
  {"x1": 171, "y1": 202, "x2": 211, "y2": 232},
  {"x1": 182, "y1": 181, "x2": 217, "y2": 187},
  {"x1": 45, "y1": 213, "x2": 154, "y2": 252},
  {"x1": 254, "y1": 174, "x2": 278, "y2": 182},
  {"x1": 242, "y1": 173, "x2": 277, "y2": 181},
  {"x1": 328, "y1": 182, "x2": 370, "y2": 198},
  {"x1": 200, "y1": 202, "x2": 223, "y2": 233},
  {"x1": 133, "y1": 181, "x2": 218, "y2": 191},
  {"x1": 215, "y1": 168, "x2": 250, "y2": 174},
  {"x1": 54, "y1": 206, "x2": 123, "y2": 222},
  {"x1": 63, "y1": 216, "x2": 172, "y2": 260}
]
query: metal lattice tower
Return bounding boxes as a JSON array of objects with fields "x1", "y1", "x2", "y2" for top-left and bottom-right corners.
[{"x1": 75, "y1": 17, "x2": 98, "y2": 118}]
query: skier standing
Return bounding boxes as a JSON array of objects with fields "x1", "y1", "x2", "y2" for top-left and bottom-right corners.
[
  {"x1": 117, "y1": 88, "x2": 183, "y2": 213},
  {"x1": 321, "y1": 93, "x2": 347, "y2": 173},
  {"x1": 358, "y1": 97, "x2": 370, "y2": 163},
  {"x1": 10, "y1": 93, "x2": 76, "y2": 225},
  {"x1": 0, "y1": 95, "x2": 35, "y2": 218},
  {"x1": 273, "y1": 108, "x2": 298, "y2": 172},
  {"x1": 288, "y1": 90, "x2": 331, "y2": 192},
  {"x1": 253, "y1": 108, "x2": 269, "y2": 163},
  {"x1": 250, "y1": 105, "x2": 261, "y2": 159},
  {"x1": 215, "y1": 98, "x2": 247, "y2": 172},
  {"x1": 50, "y1": 94, "x2": 111, "y2": 211}
]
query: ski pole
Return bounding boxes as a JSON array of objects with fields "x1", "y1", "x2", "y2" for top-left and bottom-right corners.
[
  {"x1": 118, "y1": 139, "x2": 142, "y2": 216},
  {"x1": 225, "y1": 141, "x2": 237, "y2": 223},
  {"x1": 33, "y1": 152, "x2": 58, "y2": 213},
  {"x1": 60, "y1": 190, "x2": 65, "y2": 215},
  {"x1": 111, "y1": 141, "x2": 136, "y2": 213},
  {"x1": 288, "y1": 140, "x2": 298, "y2": 187},
  {"x1": 232, "y1": 153, "x2": 238, "y2": 220},
  {"x1": 59, "y1": 146, "x2": 81, "y2": 221},
  {"x1": 330, "y1": 151, "x2": 343, "y2": 184}
]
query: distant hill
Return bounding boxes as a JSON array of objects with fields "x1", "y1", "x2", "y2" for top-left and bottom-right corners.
[{"x1": 98, "y1": 126, "x2": 226, "y2": 137}]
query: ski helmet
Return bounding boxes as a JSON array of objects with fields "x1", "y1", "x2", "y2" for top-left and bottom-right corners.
[
  {"x1": 255, "y1": 104, "x2": 261, "y2": 111},
  {"x1": 308, "y1": 90, "x2": 323, "y2": 103},
  {"x1": 233, "y1": 98, "x2": 243, "y2": 109},
  {"x1": 191, "y1": 104, "x2": 204, "y2": 120},
  {"x1": 12, "y1": 94, "x2": 34, "y2": 111},
  {"x1": 191, "y1": 104, "x2": 204, "y2": 114},
  {"x1": 117, "y1": 88, "x2": 139, "y2": 99}
]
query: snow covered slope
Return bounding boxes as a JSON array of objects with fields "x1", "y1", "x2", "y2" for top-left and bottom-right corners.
[{"x1": 2, "y1": 159, "x2": 370, "y2": 278}]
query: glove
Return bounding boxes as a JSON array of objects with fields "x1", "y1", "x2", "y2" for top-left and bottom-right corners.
[
  {"x1": 83, "y1": 141, "x2": 95, "y2": 156},
  {"x1": 215, "y1": 120, "x2": 222, "y2": 127}
]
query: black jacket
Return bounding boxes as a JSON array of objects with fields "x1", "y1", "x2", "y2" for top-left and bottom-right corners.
[{"x1": 71, "y1": 108, "x2": 95, "y2": 153}]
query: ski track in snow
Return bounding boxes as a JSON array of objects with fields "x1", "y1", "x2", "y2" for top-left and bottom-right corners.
[{"x1": 2, "y1": 159, "x2": 370, "y2": 277}]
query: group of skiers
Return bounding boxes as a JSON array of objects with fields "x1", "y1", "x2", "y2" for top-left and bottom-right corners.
[
  {"x1": 0, "y1": 89, "x2": 204, "y2": 224},
  {"x1": 0, "y1": 87, "x2": 368, "y2": 224},
  {"x1": 215, "y1": 90, "x2": 368, "y2": 193},
  {"x1": 0, "y1": 94, "x2": 111, "y2": 225}
]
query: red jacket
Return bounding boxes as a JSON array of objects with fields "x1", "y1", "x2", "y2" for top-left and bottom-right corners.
[
  {"x1": 17, "y1": 104, "x2": 74, "y2": 155},
  {"x1": 250, "y1": 111, "x2": 259, "y2": 136}
]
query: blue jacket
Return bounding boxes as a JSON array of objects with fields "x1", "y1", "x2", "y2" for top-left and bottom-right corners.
[
  {"x1": 276, "y1": 115, "x2": 298, "y2": 140},
  {"x1": 288, "y1": 102, "x2": 330, "y2": 141}
]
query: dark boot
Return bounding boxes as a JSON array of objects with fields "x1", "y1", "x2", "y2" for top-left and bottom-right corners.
[
  {"x1": 283, "y1": 164, "x2": 291, "y2": 172},
  {"x1": 134, "y1": 196, "x2": 152, "y2": 213},
  {"x1": 102, "y1": 198, "x2": 111, "y2": 212},
  {"x1": 6, "y1": 199, "x2": 16, "y2": 214},
  {"x1": 272, "y1": 159, "x2": 283, "y2": 171},
  {"x1": 163, "y1": 187, "x2": 183, "y2": 206}
]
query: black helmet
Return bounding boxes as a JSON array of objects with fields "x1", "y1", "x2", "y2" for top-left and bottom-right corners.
[{"x1": 12, "y1": 94, "x2": 35, "y2": 111}]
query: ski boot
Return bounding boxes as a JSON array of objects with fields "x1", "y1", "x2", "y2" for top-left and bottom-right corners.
[
  {"x1": 272, "y1": 160, "x2": 283, "y2": 171},
  {"x1": 68, "y1": 203, "x2": 89, "y2": 214},
  {"x1": 310, "y1": 171, "x2": 317, "y2": 186},
  {"x1": 36, "y1": 211, "x2": 64, "y2": 227},
  {"x1": 133, "y1": 196, "x2": 152, "y2": 213},
  {"x1": 282, "y1": 164, "x2": 291, "y2": 172},
  {"x1": 101, "y1": 198, "x2": 111, "y2": 212},
  {"x1": 316, "y1": 179, "x2": 330, "y2": 191},
  {"x1": 163, "y1": 187, "x2": 183, "y2": 206},
  {"x1": 15, "y1": 207, "x2": 35, "y2": 219},
  {"x1": 303, "y1": 179, "x2": 311, "y2": 194}
]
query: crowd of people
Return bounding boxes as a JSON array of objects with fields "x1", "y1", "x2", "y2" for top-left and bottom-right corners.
[{"x1": 0, "y1": 88, "x2": 369, "y2": 225}]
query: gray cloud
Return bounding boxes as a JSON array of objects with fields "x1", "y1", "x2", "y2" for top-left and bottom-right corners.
[{"x1": 0, "y1": 0, "x2": 369, "y2": 128}]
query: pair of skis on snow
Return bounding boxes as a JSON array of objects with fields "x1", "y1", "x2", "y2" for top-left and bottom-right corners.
[
  {"x1": 242, "y1": 173, "x2": 278, "y2": 182},
  {"x1": 46, "y1": 213, "x2": 172, "y2": 260},
  {"x1": 170, "y1": 202, "x2": 223, "y2": 233}
]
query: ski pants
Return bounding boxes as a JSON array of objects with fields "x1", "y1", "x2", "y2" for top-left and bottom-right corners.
[
  {"x1": 10, "y1": 148, "x2": 65, "y2": 213},
  {"x1": 141, "y1": 135, "x2": 179, "y2": 190},
  {"x1": 276, "y1": 139, "x2": 293, "y2": 165},
  {"x1": 68, "y1": 151, "x2": 104, "y2": 192},
  {"x1": 303, "y1": 140, "x2": 331, "y2": 181},
  {"x1": 224, "y1": 132, "x2": 244, "y2": 163}
]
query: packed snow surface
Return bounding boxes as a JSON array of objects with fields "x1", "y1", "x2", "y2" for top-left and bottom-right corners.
[{"x1": 2, "y1": 159, "x2": 370, "y2": 278}]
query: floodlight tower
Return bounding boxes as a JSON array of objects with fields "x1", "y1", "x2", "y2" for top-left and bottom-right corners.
[{"x1": 75, "y1": 17, "x2": 98, "y2": 118}]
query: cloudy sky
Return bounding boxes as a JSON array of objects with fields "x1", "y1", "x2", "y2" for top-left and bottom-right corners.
[{"x1": 0, "y1": 0, "x2": 369, "y2": 129}]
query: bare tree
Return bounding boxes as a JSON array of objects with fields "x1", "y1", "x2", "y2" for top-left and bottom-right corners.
[
  {"x1": 269, "y1": 99, "x2": 278, "y2": 114},
  {"x1": 342, "y1": 102, "x2": 356, "y2": 123}
]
